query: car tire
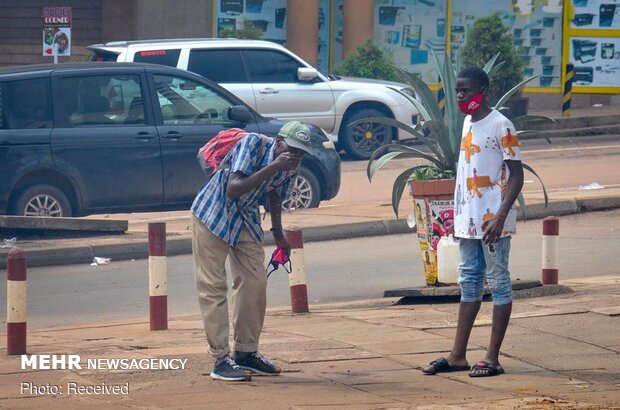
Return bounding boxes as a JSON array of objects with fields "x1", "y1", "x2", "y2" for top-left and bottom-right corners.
[
  {"x1": 11, "y1": 184, "x2": 73, "y2": 217},
  {"x1": 282, "y1": 167, "x2": 321, "y2": 210},
  {"x1": 341, "y1": 108, "x2": 393, "y2": 160}
]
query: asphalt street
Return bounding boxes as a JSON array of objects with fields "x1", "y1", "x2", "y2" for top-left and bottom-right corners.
[{"x1": 2, "y1": 208, "x2": 619, "y2": 331}]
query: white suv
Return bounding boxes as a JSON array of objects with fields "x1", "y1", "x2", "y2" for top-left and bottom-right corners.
[{"x1": 89, "y1": 38, "x2": 419, "y2": 159}]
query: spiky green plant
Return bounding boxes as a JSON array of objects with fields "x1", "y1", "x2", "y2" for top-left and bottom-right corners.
[{"x1": 355, "y1": 52, "x2": 554, "y2": 218}]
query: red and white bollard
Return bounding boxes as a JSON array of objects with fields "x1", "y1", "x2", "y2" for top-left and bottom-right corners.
[
  {"x1": 148, "y1": 223, "x2": 168, "y2": 330},
  {"x1": 542, "y1": 217, "x2": 559, "y2": 285},
  {"x1": 7, "y1": 247, "x2": 27, "y2": 355},
  {"x1": 285, "y1": 229, "x2": 309, "y2": 313}
]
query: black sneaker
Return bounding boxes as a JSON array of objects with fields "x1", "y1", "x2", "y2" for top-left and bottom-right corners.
[
  {"x1": 210, "y1": 356, "x2": 251, "y2": 381},
  {"x1": 233, "y1": 351, "x2": 281, "y2": 376}
]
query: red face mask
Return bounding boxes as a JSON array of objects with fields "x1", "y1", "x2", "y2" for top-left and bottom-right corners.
[
  {"x1": 266, "y1": 246, "x2": 291, "y2": 278},
  {"x1": 458, "y1": 92, "x2": 484, "y2": 115}
]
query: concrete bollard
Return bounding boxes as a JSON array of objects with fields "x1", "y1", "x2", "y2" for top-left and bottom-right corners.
[
  {"x1": 148, "y1": 223, "x2": 168, "y2": 330},
  {"x1": 7, "y1": 247, "x2": 27, "y2": 355},
  {"x1": 542, "y1": 217, "x2": 559, "y2": 285},
  {"x1": 285, "y1": 229, "x2": 309, "y2": 313}
]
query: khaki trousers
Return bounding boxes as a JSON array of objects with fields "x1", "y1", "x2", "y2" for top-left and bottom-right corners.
[{"x1": 191, "y1": 214, "x2": 267, "y2": 359}]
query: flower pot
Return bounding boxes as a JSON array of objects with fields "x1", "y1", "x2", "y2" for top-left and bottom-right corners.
[
  {"x1": 409, "y1": 178, "x2": 456, "y2": 286},
  {"x1": 409, "y1": 178, "x2": 456, "y2": 201}
]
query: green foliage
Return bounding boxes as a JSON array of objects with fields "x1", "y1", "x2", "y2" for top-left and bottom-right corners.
[
  {"x1": 220, "y1": 19, "x2": 264, "y2": 40},
  {"x1": 461, "y1": 13, "x2": 525, "y2": 104},
  {"x1": 332, "y1": 40, "x2": 402, "y2": 82},
  {"x1": 356, "y1": 52, "x2": 553, "y2": 218}
]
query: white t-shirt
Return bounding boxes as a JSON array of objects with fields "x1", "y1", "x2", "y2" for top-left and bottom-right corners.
[{"x1": 454, "y1": 110, "x2": 521, "y2": 239}]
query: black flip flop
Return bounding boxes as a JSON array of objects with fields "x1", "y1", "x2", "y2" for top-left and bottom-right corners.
[
  {"x1": 469, "y1": 361, "x2": 505, "y2": 377},
  {"x1": 422, "y1": 357, "x2": 470, "y2": 375}
]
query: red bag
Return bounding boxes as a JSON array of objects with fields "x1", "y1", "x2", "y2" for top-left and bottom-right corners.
[{"x1": 197, "y1": 128, "x2": 248, "y2": 179}]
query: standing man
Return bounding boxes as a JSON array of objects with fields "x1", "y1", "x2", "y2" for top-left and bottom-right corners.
[
  {"x1": 191, "y1": 121, "x2": 313, "y2": 381},
  {"x1": 423, "y1": 67, "x2": 524, "y2": 377}
]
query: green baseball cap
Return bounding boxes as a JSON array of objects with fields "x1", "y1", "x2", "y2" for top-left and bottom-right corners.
[{"x1": 278, "y1": 121, "x2": 313, "y2": 154}]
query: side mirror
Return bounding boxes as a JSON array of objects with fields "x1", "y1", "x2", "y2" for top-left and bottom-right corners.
[
  {"x1": 297, "y1": 67, "x2": 319, "y2": 82},
  {"x1": 228, "y1": 105, "x2": 255, "y2": 123}
]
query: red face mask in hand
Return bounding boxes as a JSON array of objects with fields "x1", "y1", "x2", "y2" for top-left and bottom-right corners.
[
  {"x1": 266, "y1": 247, "x2": 291, "y2": 278},
  {"x1": 458, "y1": 92, "x2": 484, "y2": 115}
]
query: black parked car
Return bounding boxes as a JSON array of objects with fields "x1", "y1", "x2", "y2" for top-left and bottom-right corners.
[{"x1": 0, "y1": 62, "x2": 340, "y2": 217}]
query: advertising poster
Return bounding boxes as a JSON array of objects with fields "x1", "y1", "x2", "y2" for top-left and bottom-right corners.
[
  {"x1": 216, "y1": 0, "x2": 335, "y2": 71},
  {"x1": 429, "y1": 200, "x2": 454, "y2": 251},
  {"x1": 414, "y1": 198, "x2": 429, "y2": 240},
  {"x1": 216, "y1": 0, "x2": 288, "y2": 44},
  {"x1": 452, "y1": 1, "x2": 563, "y2": 88},
  {"x1": 419, "y1": 240, "x2": 438, "y2": 285},
  {"x1": 373, "y1": 0, "x2": 448, "y2": 83},
  {"x1": 570, "y1": 36, "x2": 620, "y2": 86},
  {"x1": 571, "y1": 0, "x2": 620, "y2": 29},
  {"x1": 42, "y1": 6, "x2": 71, "y2": 57}
]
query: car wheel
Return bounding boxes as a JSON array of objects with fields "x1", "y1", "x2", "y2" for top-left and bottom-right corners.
[
  {"x1": 341, "y1": 108, "x2": 393, "y2": 160},
  {"x1": 11, "y1": 184, "x2": 72, "y2": 217},
  {"x1": 282, "y1": 167, "x2": 321, "y2": 210}
]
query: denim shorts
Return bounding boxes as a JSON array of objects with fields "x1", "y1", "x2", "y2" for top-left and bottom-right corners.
[{"x1": 457, "y1": 236, "x2": 512, "y2": 305}]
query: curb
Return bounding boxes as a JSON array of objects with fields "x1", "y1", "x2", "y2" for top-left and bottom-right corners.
[
  {"x1": 1, "y1": 197, "x2": 619, "y2": 269},
  {"x1": 385, "y1": 279, "x2": 543, "y2": 298},
  {"x1": 518, "y1": 124, "x2": 620, "y2": 140}
]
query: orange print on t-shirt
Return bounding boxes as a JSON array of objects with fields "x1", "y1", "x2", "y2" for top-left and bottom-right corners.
[
  {"x1": 460, "y1": 128, "x2": 481, "y2": 163},
  {"x1": 501, "y1": 129, "x2": 520, "y2": 157},
  {"x1": 483, "y1": 208, "x2": 495, "y2": 221},
  {"x1": 466, "y1": 168, "x2": 493, "y2": 198}
]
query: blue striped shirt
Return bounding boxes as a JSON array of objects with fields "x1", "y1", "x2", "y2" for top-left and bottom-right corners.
[{"x1": 191, "y1": 133, "x2": 296, "y2": 248}]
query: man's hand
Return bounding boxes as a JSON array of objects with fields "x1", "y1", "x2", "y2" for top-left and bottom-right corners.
[
  {"x1": 481, "y1": 160, "x2": 523, "y2": 245},
  {"x1": 482, "y1": 215, "x2": 506, "y2": 245},
  {"x1": 272, "y1": 152, "x2": 301, "y2": 172},
  {"x1": 272, "y1": 229, "x2": 291, "y2": 256}
]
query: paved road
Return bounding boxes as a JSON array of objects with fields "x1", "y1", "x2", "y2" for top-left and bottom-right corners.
[
  {"x1": 2, "y1": 209, "x2": 619, "y2": 331},
  {"x1": 78, "y1": 134, "x2": 620, "y2": 228}
]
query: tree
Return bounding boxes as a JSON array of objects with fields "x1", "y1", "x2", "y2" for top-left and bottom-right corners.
[
  {"x1": 219, "y1": 19, "x2": 264, "y2": 40},
  {"x1": 332, "y1": 39, "x2": 402, "y2": 82},
  {"x1": 461, "y1": 13, "x2": 525, "y2": 104}
]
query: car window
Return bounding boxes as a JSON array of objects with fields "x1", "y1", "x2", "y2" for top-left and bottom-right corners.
[
  {"x1": 153, "y1": 74, "x2": 236, "y2": 126},
  {"x1": 133, "y1": 49, "x2": 181, "y2": 67},
  {"x1": 90, "y1": 50, "x2": 120, "y2": 62},
  {"x1": 58, "y1": 75, "x2": 144, "y2": 126},
  {"x1": 3, "y1": 78, "x2": 52, "y2": 129},
  {"x1": 187, "y1": 49, "x2": 247, "y2": 83},
  {"x1": 0, "y1": 83, "x2": 6, "y2": 129},
  {"x1": 242, "y1": 49, "x2": 303, "y2": 83}
]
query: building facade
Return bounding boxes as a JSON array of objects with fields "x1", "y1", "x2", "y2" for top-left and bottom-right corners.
[{"x1": 1, "y1": 0, "x2": 618, "y2": 108}]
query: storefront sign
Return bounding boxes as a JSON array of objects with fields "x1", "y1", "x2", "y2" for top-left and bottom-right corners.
[{"x1": 43, "y1": 6, "x2": 71, "y2": 57}]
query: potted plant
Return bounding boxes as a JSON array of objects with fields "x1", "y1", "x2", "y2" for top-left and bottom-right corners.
[
  {"x1": 461, "y1": 13, "x2": 528, "y2": 118},
  {"x1": 355, "y1": 51, "x2": 553, "y2": 285}
]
